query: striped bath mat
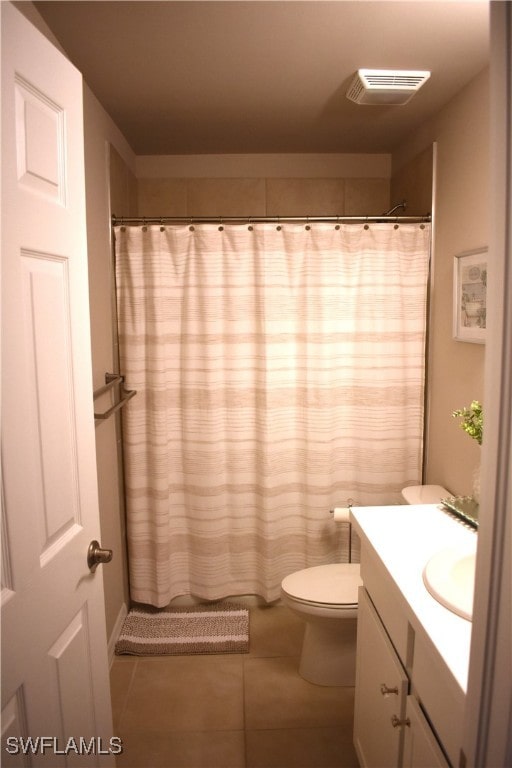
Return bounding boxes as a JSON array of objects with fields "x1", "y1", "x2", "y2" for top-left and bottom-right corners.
[{"x1": 115, "y1": 602, "x2": 249, "y2": 656}]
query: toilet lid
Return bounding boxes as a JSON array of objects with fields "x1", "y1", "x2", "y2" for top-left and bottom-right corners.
[{"x1": 281, "y1": 563, "x2": 362, "y2": 606}]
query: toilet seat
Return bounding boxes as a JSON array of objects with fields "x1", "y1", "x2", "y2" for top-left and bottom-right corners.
[{"x1": 281, "y1": 563, "x2": 362, "y2": 609}]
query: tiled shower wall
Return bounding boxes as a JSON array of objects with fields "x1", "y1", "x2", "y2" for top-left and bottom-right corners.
[{"x1": 136, "y1": 175, "x2": 391, "y2": 218}]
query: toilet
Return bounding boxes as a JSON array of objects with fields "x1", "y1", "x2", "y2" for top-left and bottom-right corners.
[
  {"x1": 281, "y1": 563, "x2": 362, "y2": 686},
  {"x1": 280, "y1": 485, "x2": 449, "y2": 686}
]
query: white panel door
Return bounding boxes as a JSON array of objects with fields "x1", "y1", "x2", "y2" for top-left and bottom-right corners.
[{"x1": 1, "y1": 5, "x2": 116, "y2": 765}]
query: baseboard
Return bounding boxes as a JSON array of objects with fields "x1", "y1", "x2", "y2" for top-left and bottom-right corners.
[{"x1": 108, "y1": 601, "x2": 128, "y2": 667}]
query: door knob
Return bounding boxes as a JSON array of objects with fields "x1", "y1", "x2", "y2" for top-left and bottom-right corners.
[
  {"x1": 380, "y1": 683, "x2": 399, "y2": 696},
  {"x1": 391, "y1": 715, "x2": 411, "y2": 729},
  {"x1": 87, "y1": 540, "x2": 113, "y2": 572}
]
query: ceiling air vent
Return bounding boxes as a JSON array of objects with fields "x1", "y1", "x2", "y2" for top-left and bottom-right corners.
[{"x1": 346, "y1": 69, "x2": 431, "y2": 106}]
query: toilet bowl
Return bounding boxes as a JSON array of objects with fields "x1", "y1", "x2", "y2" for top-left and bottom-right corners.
[
  {"x1": 281, "y1": 485, "x2": 450, "y2": 687},
  {"x1": 281, "y1": 563, "x2": 362, "y2": 686}
]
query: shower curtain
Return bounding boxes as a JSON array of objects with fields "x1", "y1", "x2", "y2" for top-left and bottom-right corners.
[{"x1": 115, "y1": 222, "x2": 430, "y2": 607}]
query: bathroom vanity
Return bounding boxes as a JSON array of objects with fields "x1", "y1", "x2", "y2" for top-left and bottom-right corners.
[{"x1": 350, "y1": 504, "x2": 476, "y2": 768}]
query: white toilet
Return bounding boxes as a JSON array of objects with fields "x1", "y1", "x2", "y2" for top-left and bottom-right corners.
[
  {"x1": 281, "y1": 562, "x2": 362, "y2": 686},
  {"x1": 281, "y1": 485, "x2": 449, "y2": 686}
]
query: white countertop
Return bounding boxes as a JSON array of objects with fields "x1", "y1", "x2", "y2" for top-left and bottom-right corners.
[{"x1": 350, "y1": 503, "x2": 476, "y2": 694}]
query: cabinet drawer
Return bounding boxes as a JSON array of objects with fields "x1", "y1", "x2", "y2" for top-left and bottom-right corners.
[{"x1": 354, "y1": 588, "x2": 409, "y2": 767}]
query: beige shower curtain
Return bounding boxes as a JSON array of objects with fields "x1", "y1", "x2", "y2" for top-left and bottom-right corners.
[{"x1": 115, "y1": 222, "x2": 430, "y2": 607}]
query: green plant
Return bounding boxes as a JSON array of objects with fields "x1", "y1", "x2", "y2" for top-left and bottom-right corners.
[{"x1": 452, "y1": 400, "x2": 483, "y2": 445}]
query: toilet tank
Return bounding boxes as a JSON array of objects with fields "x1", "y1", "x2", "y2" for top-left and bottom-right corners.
[{"x1": 401, "y1": 485, "x2": 449, "y2": 504}]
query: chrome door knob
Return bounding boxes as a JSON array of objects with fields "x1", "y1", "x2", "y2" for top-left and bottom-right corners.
[{"x1": 87, "y1": 540, "x2": 113, "y2": 572}]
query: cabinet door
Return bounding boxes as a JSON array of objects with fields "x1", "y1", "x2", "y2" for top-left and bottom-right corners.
[
  {"x1": 354, "y1": 588, "x2": 409, "y2": 768},
  {"x1": 403, "y1": 696, "x2": 450, "y2": 767}
]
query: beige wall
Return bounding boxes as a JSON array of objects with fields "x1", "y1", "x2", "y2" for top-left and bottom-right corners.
[
  {"x1": 393, "y1": 69, "x2": 489, "y2": 496},
  {"x1": 137, "y1": 155, "x2": 391, "y2": 218},
  {"x1": 12, "y1": 0, "x2": 67, "y2": 54},
  {"x1": 83, "y1": 84, "x2": 137, "y2": 649},
  {"x1": 391, "y1": 145, "x2": 434, "y2": 218}
]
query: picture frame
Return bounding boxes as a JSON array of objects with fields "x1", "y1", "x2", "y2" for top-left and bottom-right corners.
[{"x1": 453, "y1": 247, "x2": 488, "y2": 344}]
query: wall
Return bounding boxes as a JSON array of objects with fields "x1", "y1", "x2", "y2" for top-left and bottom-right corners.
[
  {"x1": 393, "y1": 69, "x2": 489, "y2": 496},
  {"x1": 12, "y1": 0, "x2": 66, "y2": 53},
  {"x1": 391, "y1": 145, "x2": 433, "y2": 217},
  {"x1": 83, "y1": 85, "x2": 137, "y2": 653},
  {"x1": 136, "y1": 153, "x2": 391, "y2": 217}
]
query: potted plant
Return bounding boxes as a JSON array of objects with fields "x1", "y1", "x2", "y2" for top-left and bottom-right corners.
[
  {"x1": 452, "y1": 400, "x2": 483, "y2": 445},
  {"x1": 453, "y1": 400, "x2": 483, "y2": 501}
]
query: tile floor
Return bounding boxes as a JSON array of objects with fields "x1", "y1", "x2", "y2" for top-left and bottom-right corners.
[{"x1": 110, "y1": 602, "x2": 360, "y2": 768}]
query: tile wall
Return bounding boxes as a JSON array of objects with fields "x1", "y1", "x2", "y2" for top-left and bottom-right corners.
[{"x1": 137, "y1": 176, "x2": 390, "y2": 218}]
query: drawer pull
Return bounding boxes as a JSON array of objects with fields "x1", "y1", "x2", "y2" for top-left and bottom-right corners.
[
  {"x1": 380, "y1": 683, "x2": 399, "y2": 696},
  {"x1": 391, "y1": 715, "x2": 411, "y2": 729}
]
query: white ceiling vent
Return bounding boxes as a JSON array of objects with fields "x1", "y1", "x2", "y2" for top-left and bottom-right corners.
[{"x1": 346, "y1": 69, "x2": 431, "y2": 106}]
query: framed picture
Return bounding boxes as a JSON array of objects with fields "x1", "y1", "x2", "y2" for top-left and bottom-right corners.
[{"x1": 453, "y1": 247, "x2": 488, "y2": 344}]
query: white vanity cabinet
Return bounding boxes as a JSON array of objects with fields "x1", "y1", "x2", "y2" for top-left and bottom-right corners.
[
  {"x1": 353, "y1": 587, "x2": 408, "y2": 767},
  {"x1": 354, "y1": 587, "x2": 450, "y2": 768},
  {"x1": 351, "y1": 504, "x2": 472, "y2": 768},
  {"x1": 403, "y1": 696, "x2": 450, "y2": 768}
]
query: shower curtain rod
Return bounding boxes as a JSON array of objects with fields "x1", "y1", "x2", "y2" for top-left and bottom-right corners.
[{"x1": 111, "y1": 213, "x2": 431, "y2": 226}]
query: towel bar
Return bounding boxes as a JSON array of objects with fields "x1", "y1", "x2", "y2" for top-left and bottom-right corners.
[{"x1": 94, "y1": 373, "x2": 136, "y2": 420}]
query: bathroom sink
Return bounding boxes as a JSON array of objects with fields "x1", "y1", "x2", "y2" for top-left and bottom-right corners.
[{"x1": 423, "y1": 544, "x2": 476, "y2": 621}]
